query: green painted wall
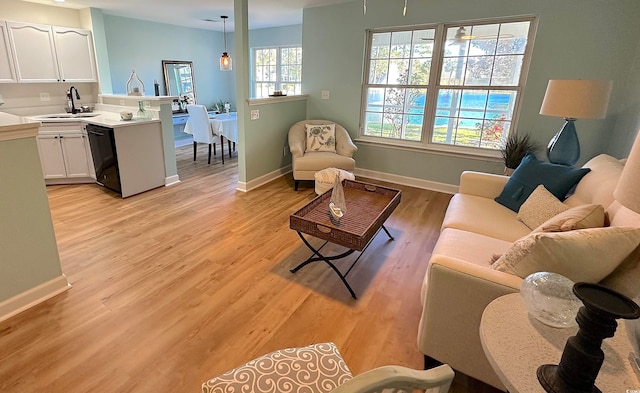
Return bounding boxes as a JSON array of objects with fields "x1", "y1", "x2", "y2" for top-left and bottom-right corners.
[
  {"x1": 0, "y1": 136, "x2": 62, "y2": 302},
  {"x1": 302, "y1": 0, "x2": 640, "y2": 185}
]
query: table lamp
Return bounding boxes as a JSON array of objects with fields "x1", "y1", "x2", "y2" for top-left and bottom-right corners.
[{"x1": 540, "y1": 80, "x2": 613, "y2": 166}]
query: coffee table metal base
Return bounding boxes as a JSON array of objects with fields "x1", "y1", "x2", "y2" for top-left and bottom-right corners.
[{"x1": 290, "y1": 225, "x2": 394, "y2": 299}]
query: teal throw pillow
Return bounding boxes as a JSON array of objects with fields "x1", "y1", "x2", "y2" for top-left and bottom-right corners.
[{"x1": 495, "y1": 153, "x2": 590, "y2": 212}]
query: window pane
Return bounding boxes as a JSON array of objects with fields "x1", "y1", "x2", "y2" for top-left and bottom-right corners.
[
  {"x1": 464, "y1": 56, "x2": 494, "y2": 85},
  {"x1": 369, "y1": 59, "x2": 389, "y2": 84},
  {"x1": 363, "y1": 87, "x2": 426, "y2": 141},
  {"x1": 371, "y1": 32, "x2": 391, "y2": 59},
  {"x1": 391, "y1": 31, "x2": 412, "y2": 58},
  {"x1": 440, "y1": 57, "x2": 467, "y2": 85},
  {"x1": 497, "y1": 21, "x2": 530, "y2": 54},
  {"x1": 491, "y1": 55, "x2": 523, "y2": 86},
  {"x1": 389, "y1": 59, "x2": 410, "y2": 84},
  {"x1": 433, "y1": 88, "x2": 518, "y2": 147}
]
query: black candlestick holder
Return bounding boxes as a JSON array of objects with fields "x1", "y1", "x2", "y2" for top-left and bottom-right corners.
[{"x1": 537, "y1": 282, "x2": 640, "y2": 393}]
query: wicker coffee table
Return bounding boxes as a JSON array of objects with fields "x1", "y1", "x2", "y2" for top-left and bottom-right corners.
[{"x1": 289, "y1": 180, "x2": 401, "y2": 298}]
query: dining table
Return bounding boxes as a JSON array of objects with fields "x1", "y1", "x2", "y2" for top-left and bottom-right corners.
[
  {"x1": 184, "y1": 111, "x2": 237, "y2": 164},
  {"x1": 208, "y1": 112, "x2": 237, "y2": 164}
]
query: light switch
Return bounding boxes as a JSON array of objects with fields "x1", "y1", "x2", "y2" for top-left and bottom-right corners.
[
  {"x1": 251, "y1": 110, "x2": 260, "y2": 120},
  {"x1": 321, "y1": 91, "x2": 330, "y2": 100}
]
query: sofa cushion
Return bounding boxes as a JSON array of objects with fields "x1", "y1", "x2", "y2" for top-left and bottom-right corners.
[
  {"x1": 492, "y1": 227, "x2": 640, "y2": 283},
  {"x1": 494, "y1": 153, "x2": 591, "y2": 212},
  {"x1": 532, "y1": 204, "x2": 605, "y2": 233},
  {"x1": 422, "y1": 228, "x2": 513, "y2": 303},
  {"x1": 306, "y1": 124, "x2": 336, "y2": 153},
  {"x1": 442, "y1": 194, "x2": 531, "y2": 242},
  {"x1": 517, "y1": 185, "x2": 569, "y2": 229},
  {"x1": 564, "y1": 154, "x2": 623, "y2": 208}
]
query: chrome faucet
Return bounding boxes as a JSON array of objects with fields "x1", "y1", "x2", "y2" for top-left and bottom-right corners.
[{"x1": 67, "y1": 86, "x2": 80, "y2": 114}]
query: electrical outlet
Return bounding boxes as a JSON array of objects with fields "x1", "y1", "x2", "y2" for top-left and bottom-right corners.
[
  {"x1": 321, "y1": 91, "x2": 330, "y2": 100},
  {"x1": 283, "y1": 146, "x2": 288, "y2": 157},
  {"x1": 144, "y1": 101, "x2": 151, "y2": 108},
  {"x1": 250, "y1": 109, "x2": 260, "y2": 120},
  {"x1": 119, "y1": 100, "x2": 125, "y2": 106},
  {"x1": 40, "y1": 93, "x2": 50, "y2": 102}
]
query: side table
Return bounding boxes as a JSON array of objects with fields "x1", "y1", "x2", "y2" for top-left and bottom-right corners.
[{"x1": 480, "y1": 293, "x2": 639, "y2": 393}]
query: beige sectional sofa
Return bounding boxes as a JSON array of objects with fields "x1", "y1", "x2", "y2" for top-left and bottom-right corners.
[{"x1": 417, "y1": 154, "x2": 640, "y2": 390}]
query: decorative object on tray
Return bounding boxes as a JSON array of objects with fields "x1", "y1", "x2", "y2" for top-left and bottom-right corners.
[
  {"x1": 126, "y1": 69, "x2": 145, "y2": 96},
  {"x1": 329, "y1": 173, "x2": 346, "y2": 223},
  {"x1": 120, "y1": 111, "x2": 133, "y2": 121},
  {"x1": 269, "y1": 90, "x2": 286, "y2": 97},
  {"x1": 537, "y1": 283, "x2": 640, "y2": 393},
  {"x1": 520, "y1": 272, "x2": 581, "y2": 328}
]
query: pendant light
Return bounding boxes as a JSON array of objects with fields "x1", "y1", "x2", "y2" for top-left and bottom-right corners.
[{"x1": 220, "y1": 15, "x2": 232, "y2": 71}]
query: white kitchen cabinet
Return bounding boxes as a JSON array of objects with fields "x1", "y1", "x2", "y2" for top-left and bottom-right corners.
[
  {"x1": 52, "y1": 27, "x2": 97, "y2": 82},
  {"x1": 36, "y1": 124, "x2": 95, "y2": 182},
  {"x1": 6, "y1": 21, "x2": 97, "y2": 83},
  {"x1": 0, "y1": 22, "x2": 17, "y2": 83}
]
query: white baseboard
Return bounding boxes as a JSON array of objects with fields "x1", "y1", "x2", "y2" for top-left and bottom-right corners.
[
  {"x1": 165, "y1": 175, "x2": 180, "y2": 187},
  {"x1": 354, "y1": 168, "x2": 458, "y2": 194},
  {"x1": 0, "y1": 274, "x2": 71, "y2": 324},
  {"x1": 237, "y1": 165, "x2": 292, "y2": 192}
]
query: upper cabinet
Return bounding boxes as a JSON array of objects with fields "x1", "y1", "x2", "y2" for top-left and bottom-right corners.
[
  {"x1": 5, "y1": 21, "x2": 97, "y2": 83},
  {"x1": 52, "y1": 27, "x2": 97, "y2": 82},
  {"x1": 0, "y1": 22, "x2": 17, "y2": 82}
]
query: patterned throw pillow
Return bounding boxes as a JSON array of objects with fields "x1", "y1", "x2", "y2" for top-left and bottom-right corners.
[
  {"x1": 202, "y1": 342, "x2": 353, "y2": 393},
  {"x1": 532, "y1": 204, "x2": 605, "y2": 233},
  {"x1": 492, "y1": 227, "x2": 640, "y2": 283},
  {"x1": 517, "y1": 185, "x2": 569, "y2": 229},
  {"x1": 306, "y1": 124, "x2": 336, "y2": 153}
]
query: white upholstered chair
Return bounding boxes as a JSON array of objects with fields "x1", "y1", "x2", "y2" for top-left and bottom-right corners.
[
  {"x1": 289, "y1": 120, "x2": 357, "y2": 191},
  {"x1": 186, "y1": 104, "x2": 221, "y2": 164},
  {"x1": 202, "y1": 342, "x2": 454, "y2": 393}
]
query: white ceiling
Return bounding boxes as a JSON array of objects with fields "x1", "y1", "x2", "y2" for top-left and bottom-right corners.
[{"x1": 20, "y1": 0, "x2": 355, "y2": 31}]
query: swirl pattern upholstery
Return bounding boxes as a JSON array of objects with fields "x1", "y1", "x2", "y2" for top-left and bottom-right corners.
[{"x1": 202, "y1": 342, "x2": 353, "y2": 393}]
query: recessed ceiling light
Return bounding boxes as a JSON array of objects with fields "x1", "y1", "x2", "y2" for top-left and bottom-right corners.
[{"x1": 53, "y1": 0, "x2": 65, "y2": 3}]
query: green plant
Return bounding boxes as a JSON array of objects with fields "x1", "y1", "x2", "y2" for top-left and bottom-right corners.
[{"x1": 501, "y1": 133, "x2": 540, "y2": 169}]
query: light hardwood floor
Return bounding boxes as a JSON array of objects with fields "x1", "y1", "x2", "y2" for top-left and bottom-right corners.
[{"x1": 0, "y1": 145, "x2": 502, "y2": 393}]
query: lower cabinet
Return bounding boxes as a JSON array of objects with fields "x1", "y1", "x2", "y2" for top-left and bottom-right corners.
[{"x1": 36, "y1": 123, "x2": 95, "y2": 182}]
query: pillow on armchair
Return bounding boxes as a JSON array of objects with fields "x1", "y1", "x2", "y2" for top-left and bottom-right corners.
[
  {"x1": 495, "y1": 153, "x2": 591, "y2": 212},
  {"x1": 306, "y1": 124, "x2": 336, "y2": 153}
]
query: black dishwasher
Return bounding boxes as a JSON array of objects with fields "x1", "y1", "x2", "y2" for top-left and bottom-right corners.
[{"x1": 86, "y1": 124, "x2": 122, "y2": 195}]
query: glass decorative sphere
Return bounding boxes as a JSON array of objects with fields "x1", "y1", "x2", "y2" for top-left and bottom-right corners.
[{"x1": 520, "y1": 272, "x2": 582, "y2": 328}]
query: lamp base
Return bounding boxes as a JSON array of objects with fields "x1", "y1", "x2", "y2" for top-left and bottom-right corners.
[{"x1": 547, "y1": 119, "x2": 579, "y2": 166}]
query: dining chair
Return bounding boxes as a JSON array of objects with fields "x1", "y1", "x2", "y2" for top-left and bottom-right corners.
[
  {"x1": 186, "y1": 104, "x2": 220, "y2": 164},
  {"x1": 202, "y1": 342, "x2": 455, "y2": 393}
]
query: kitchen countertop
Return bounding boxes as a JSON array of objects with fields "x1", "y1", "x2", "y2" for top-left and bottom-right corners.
[{"x1": 27, "y1": 111, "x2": 160, "y2": 129}]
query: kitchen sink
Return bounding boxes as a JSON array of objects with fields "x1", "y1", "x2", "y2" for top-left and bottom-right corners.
[{"x1": 35, "y1": 113, "x2": 100, "y2": 119}]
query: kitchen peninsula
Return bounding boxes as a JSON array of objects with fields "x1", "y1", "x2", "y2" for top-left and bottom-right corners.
[{"x1": 30, "y1": 112, "x2": 166, "y2": 198}]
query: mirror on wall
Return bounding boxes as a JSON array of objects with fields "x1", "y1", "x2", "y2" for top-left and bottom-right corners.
[{"x1": 162, "y1": 60, "x2": 197, "y2": 109}]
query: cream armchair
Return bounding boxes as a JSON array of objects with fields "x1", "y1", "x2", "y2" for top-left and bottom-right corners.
[{"x1": 289, "y1": 120, "x2": 357, "y2": 190}]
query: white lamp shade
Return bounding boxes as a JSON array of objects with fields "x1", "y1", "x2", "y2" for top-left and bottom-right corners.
[
  {"x1": 614, "y1": 131, "x2": 640, "y2": 213},
  {"x1": 220, "y1": 53, "x2": 232, "y2": 71},
  {"x1": 540, "y1": 80, "x2": 613, "y2": 119}
]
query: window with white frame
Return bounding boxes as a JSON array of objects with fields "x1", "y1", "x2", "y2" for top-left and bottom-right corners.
[
  {"x1": 361, "y1": 18, "x2": 535, "y2": 152},
  {"x1": 253, "y1": 46, "x2": 302, "y2": 98}
]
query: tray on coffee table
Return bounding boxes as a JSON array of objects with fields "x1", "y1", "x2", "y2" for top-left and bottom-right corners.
[{"x1": 290, "y1": 180, "x2": 401, "y2": 251}]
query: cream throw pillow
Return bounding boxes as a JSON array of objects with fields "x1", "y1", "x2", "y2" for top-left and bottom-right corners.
[
  {"x1": 517, "y1": 185, "x2": 569, "y2": 229},
  {"x1": 492, "y1": 227, "x2": 640, "y2": 283},
  {"x1": 306, "y1": 124, "x2": 336, "y2": 153},
  {"x1": 532, "y1": 204, "x2": 605, "y2": 233}
]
